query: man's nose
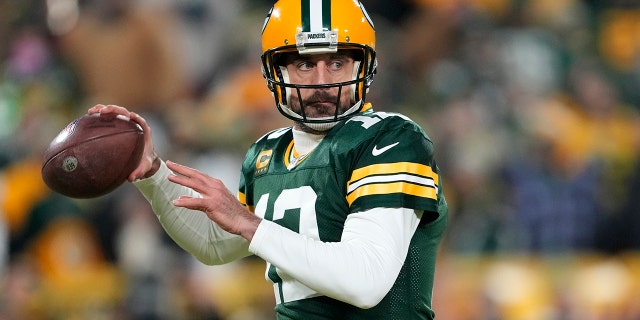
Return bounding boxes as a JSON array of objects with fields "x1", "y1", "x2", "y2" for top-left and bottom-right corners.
[{"x1": 310, "y1": 62, "x2": 331, "y2": 84}]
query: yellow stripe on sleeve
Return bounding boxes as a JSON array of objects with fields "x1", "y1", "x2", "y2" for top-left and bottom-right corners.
[{"x1": 346, "y1": 181, "x2": 438, "y2": 205}]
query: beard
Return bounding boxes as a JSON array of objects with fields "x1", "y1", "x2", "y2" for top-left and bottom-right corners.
[{"x1": 290, "y1": 89, "x2": 352, "y2": 120}]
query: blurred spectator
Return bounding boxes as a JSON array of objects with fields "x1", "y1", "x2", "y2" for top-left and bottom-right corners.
[
  {"x1": 595, "y1": 6, "x2": 640, "y2": 110},
  {"x1": 55, "y1": 0, "x2": 190, "y2": 112},
  {"x1": 167, "y1": 61, "x2": 290, "y2": 152},
  {"x1": 504, "y1": 59, "x2": 640, "y2": 252},
  {"x1": 596, "y1": 149, "x2": 640, "y2": 253},
  {"x1": 2, "y1": 194, "x2": 124, "y2": 319}
]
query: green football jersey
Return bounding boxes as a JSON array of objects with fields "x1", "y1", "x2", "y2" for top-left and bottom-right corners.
[{"x1": 238, "y1": 108, "x2": 447, "y2": 320}]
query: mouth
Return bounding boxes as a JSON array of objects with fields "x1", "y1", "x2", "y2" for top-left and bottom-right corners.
[
  {"x1": 303, "y1": 101, "x2": 336, "y2": 117},
  {"x1": 294, "y1": 89, "x2": 343, "y2": 119},
  {"x1": 308, "y1": 100, "x2": 334, "y2": 107}
]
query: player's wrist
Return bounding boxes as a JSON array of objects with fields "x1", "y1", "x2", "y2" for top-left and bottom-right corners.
[
  {"x1": 143, "y1": 154, "x2": 162, "y2": 179},
  {"x1": 239, "y1": 214, "x2": 262, "y2": 242}
]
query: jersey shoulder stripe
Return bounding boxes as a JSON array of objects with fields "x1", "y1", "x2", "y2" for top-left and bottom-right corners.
[{"x1": 346, "y1": 162, "x2": 440, "y2": 205}]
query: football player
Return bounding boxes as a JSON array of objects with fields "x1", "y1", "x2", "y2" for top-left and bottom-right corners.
[{"x1": 89, "y1": 0, "x2": 447, "y2": 318}]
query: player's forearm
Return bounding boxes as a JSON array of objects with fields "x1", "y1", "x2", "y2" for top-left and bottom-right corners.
[{"x1": 134, "y1": 160, "x2": 252, "y2": 264}]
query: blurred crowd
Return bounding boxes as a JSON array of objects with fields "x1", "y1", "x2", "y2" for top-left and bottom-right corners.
[{"x1": 1, "y1": 0, "x2": 640, "y2": 319}]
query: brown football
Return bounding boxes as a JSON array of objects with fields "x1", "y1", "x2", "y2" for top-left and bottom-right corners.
[{"x1": 41, "y1": 112, "x2": 145, "y2": 198}]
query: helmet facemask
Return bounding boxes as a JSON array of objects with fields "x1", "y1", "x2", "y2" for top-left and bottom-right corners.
[{"x1": 261, "y1": 45, "x2": 376, "y2": 131}]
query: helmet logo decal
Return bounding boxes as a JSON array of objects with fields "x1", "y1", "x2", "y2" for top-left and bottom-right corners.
[
  {"x1": 296, "y1": 30, "x2": 338, "y2": 53},
  {"x1": 301, "y1": 0, "x2": 331, "y2": 32}
]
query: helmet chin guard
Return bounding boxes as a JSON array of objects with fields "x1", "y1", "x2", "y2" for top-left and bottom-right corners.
[{"x1": 260, "y1": 0, "x2": 377, "y2": 129}]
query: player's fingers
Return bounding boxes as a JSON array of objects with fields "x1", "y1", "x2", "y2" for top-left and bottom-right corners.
[
  {"x1": 129, "y1": 166, "x2": 150, "y2": 182},
  {"x1": 128, "y1": 112, "x2": 153, "y2": 145},
  {"x1": 105, "y1": 104, "x2": 132, "y2": 117},
  {"x1": 166, "y1": 161, "x2": 201, "y2": 179},
  {"x1": 171, "y1": 196, "x2": 234, "y2": 232},
  {"x1": 89, "y1": 104, "x2": 132, "y2": 118},
  {"x1": 87, "y1": 104, "x2": 106, "y2": 114},
  {"x1": 128, "y1": 112, "x2": 148, "y2": 128},
  {"x1": 167, "y1": 167, "x2": 203, "y2": 191},
  {"x1": 167, "y1": 167, "x2": 222, "y2": 197},
  {"x1": 171, "y1": 196, "x2": 207, "y2": 211},
  {"x1": 167, "y1": 172, "x2": 213, "y2": 196},
  {"x1": 167, "y1": 172, "x2": 190, "y2": 186}
]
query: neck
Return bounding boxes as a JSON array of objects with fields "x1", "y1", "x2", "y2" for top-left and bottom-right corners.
[
  {"x1": 296, "y1": 120, "x2": 343, "y2": 134},
  {"x1": 292, "y1": 126, "x2": 325, "y2": 155}
]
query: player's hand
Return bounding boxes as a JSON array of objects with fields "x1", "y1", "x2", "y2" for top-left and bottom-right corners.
[
  {"x1": 166, "y1": 160, "x2": 261, "y2": 241},
  {"x1": 87, "y1": 104, "x2": 160, "y2": 181}
]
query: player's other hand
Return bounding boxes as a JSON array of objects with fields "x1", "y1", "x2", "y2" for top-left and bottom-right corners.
[
  {"x1": 88, "y1": 104, "x2": 161, "y2": 181},
  {"x1": 166, "y1": 160, "x2": 261, "y2": 241}
]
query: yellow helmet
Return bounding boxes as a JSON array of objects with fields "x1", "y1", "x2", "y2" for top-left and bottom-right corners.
[{"x1": 261, "y1": 0, "x2": 377, "y2": 128}]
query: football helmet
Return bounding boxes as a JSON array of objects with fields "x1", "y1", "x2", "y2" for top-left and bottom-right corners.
[{"x1": 261, "y1": 0, "x2": 377, "y2": 130}]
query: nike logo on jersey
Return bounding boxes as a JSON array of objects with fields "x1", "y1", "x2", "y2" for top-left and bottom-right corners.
[{"x1": 372, "y1": 142, "x2": 399, "y2": 156}]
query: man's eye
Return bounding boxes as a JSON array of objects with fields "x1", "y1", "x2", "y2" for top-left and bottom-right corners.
[{"x1": 297, "y1": 62, "x2": 313, "y2": 70}]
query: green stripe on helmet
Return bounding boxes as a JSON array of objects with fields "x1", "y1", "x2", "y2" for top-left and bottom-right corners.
[
  {"x1": 322, "y1": 0, "x2": 331, "y2": 31},
  {"x1": 301, "y1": 0, "x2": 332, "y2": 32},
  {"x1": 301, "y1": 0, "x2": 310, "y2": 31}
]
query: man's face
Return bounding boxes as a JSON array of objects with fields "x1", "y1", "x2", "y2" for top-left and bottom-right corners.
[{"x1": 283, "y1": 51, "x2": 356, "y2": 119}]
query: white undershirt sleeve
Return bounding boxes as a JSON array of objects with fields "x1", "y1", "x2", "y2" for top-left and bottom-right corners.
[
  {"x1": 133, "y1": 160, "x2": 424, "y2": 309},
  {"x1": 249, "y1": 207, "x2": 423, "y2": 309},
  {"x1": 133, "y1": 160, "x2": 251, "y2": 265}
]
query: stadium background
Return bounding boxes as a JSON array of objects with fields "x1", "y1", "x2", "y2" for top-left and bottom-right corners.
[{"x1": 1, "y1": 0, "x2": 640, "y2": 319}]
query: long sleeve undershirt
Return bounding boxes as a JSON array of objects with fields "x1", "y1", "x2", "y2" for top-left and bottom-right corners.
[{"x1": 133, "y1": 128, "x2": 423, "y2": 308}]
